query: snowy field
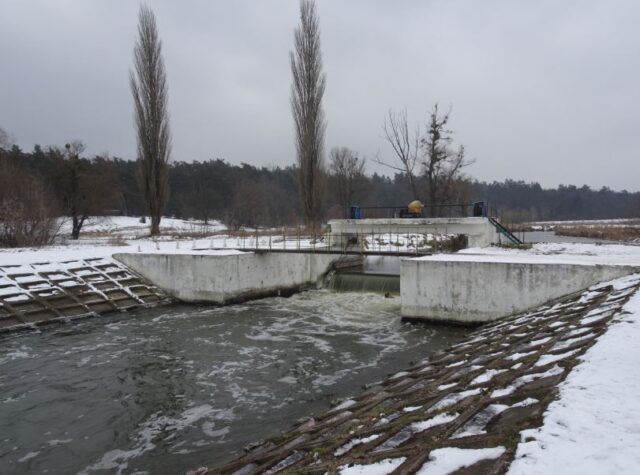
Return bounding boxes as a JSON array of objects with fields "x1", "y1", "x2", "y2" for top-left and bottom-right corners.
[
  {"x1": 527, "y1": 218, "x2": 640, "y2": 231},
  {"x1": 0, "y1": 216, "x2": 321, "y2": 267},
  {"x1": 455, "y1": 241, "x2": 640, "y2": 267}
]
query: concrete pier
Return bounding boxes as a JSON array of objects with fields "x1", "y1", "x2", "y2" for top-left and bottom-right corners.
[
  {"x1": 401, "y1": 255, "x2": 640, "y2": 323},
  {"x1": 115, "y1": 252, "x2": 360, "y2": 304}
]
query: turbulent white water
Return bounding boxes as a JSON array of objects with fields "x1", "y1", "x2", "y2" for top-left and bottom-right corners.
[{"x1": 0, "y1": 290, "x2": 466, "y2": 474}]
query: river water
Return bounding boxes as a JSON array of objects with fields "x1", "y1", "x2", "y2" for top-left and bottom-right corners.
[{"x1": 0, "y1": 290, "x2": 466, "y2": 474}]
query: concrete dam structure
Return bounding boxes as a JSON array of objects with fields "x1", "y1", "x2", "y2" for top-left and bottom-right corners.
[
  {"x1": 4, "y1": 217, "x2": 638, "y2": 330},
  {"x1": 114, "y1": 251, "x2": 362, "y2": 304},
  {"x1": 113, "y1": 244, "x2": 640, "y2": 326},
  {"x1": 401, "y1": 255, "x2": 640, "y2": 324}
]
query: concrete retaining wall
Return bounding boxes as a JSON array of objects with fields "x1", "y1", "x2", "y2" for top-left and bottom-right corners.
[
  {"x1": 401, "y1": 256, "x2": 639, "y2": 323},
  {"x1": 114, "y1": 252, "x2": 355, "y2": 304}
]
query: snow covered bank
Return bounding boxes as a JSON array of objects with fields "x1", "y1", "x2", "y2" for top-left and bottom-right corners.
[
  {"x1": 0, "y1": 217, "x2": 325, "y2": 267},
  {"x1": 458, "y1": 242, "x2": 640, "y2": 267},
  {"x1": 508, "y1": 276, "x2": 640, "y2": 474}
]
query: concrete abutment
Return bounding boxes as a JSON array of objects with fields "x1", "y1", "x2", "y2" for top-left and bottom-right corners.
[
  {"x1": 114, "y1": 252, "x2": 361, "y2": 304},
  {"x1": 400, "y1": 256, "x2": 640, "y2": 324}
]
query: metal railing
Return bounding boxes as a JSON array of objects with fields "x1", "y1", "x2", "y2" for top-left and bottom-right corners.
[
  {"x1": 349, "y1": 202, "x2": 488, "y2": 219},
  {"x1": 197, "y1": 226, "x2": 468, "y2": 256}
]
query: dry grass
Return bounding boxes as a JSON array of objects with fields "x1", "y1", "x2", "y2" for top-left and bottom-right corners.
[
  {"x1": 106, "y1": 236, "x2": 128, "y2": 246},
  {"x1": 555, "y1": 225, "x2": 640, "y2": 242}
]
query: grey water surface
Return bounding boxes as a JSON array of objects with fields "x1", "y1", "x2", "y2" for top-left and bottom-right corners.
[{"x1": 0, "y1": 290, "x2": 467, "y2": 475}]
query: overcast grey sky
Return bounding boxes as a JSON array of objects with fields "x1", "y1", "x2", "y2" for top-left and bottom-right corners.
[{"x1": 1, "y1": 0, "x2": 638, "y2": 190}]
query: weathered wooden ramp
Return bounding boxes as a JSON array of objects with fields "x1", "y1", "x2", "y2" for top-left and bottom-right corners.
[{"x1": 0, "y1": 257, "x2": 171, "y2": 332}]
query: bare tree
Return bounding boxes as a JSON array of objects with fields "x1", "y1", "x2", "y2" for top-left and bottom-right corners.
[
  {"x1": 62, "y1": 141, "x2": 86, "y2": 239},
  {"x1": 421, "y1": 104, "x2": 474, "y2": 209},
  {"x1": 290, "y1": 0, "x2": 326, "y2": 231},
  {"x1": 130, "y1": 4, "x2": 171, "y2": 236},
  {"x1": 0, "y1": 157, "x2": 60, "y2": 247},
  {"x1": 377, "y1": 109, "x2": 421, "y2": 201},
  {"x1": 329, "y1": 147, "x2": 365, "y2": 217},
  {"x1": 378, "y1": 105, "x2": 473, "y2": 209},
  {"x1": 52, "y1": 141, "x2": 121, "y2": 239}
]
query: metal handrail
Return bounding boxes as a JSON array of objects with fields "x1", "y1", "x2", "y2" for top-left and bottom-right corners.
[{"x1": 350, "y1": 202, "x2": 488, "y2": 219}]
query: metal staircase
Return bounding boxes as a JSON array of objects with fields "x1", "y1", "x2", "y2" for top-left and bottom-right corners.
[{"x1": 488, "y1": 217, "x2": 524, "y2": 245}]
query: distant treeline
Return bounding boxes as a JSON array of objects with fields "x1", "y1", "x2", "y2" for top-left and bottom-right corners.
[{"x1": 2, "y1": 144, "x2": 639, "y2": 228}]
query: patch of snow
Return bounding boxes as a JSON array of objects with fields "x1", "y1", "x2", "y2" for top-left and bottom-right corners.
[
  {"x1": 417, "y1": 447, "x2": 506, "y2": 474},
  {"x1": 470, "y1": 368, "x2": 507, "y2": 385},
  {"x1": 505, "y1": 351, "x2": 536, "y2": 361},
  {"x1": 565, "y1": 327, "x2": 593, "y2": 339},
  {"x1": 551, "y1": 333, "x2": 596, "y2": 351},
  {"x1": 330, "y1": 399, "x2": 357, "y2": 413},
  {"x1": 340, "y1": 457, "x2": 406, "y2": 475},
  {"x1": 335, "y1": 434, "x2": 381, "y2": 456},
  {"x1": 511, "y1": 397, "x2": 539, "y2": 408},
  {"x1": 491, "y1": 386, "x2": 516, "y2": 398},
  {"x1": 454, "y1": 242, "x2": 640, "y2": 268},
  {"x1": 509, "y1": 287, "x2": 640, "y2": 475},
  {"x1": 492, "y1": 365, "x2": 564, "y2": 398},
  {"x1": 528, "y1": 336, "x2": 552, "y2": 347},
  {"x1": 431, "y1": 389, "x2": 483, "y2": 411},
  {"x1": 514, "y1": 365, "x2": 564, "y2": 385},
  {"x1": 451, "y1": 404, "x2": 509, "y2": 438},
  {"x1": 548, "y1": 321, "x2": 566, "y2": 329},
  {"x1": 581, "y1": 311, "x2": 614, "y2": 325},
  {"x1": 445, "y1": 360, "x2": 466, "y2": 368},
  {"x1": 411, "y1": 412, "x2": 459, "y2": 433},
  {"x1": 390, "y1": 371, "x2": 409, "y2": 380},
  {"x1": 533, "y1": 349, "x2": 580, "y2": 367}
]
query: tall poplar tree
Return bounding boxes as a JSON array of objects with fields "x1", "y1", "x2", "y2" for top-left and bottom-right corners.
[
  {"x1": 290, "y1": 0, "x2": 326, "y2": 230},
  {"x1": 130, "y1": 5, "x2": 171, "y2": 236}
]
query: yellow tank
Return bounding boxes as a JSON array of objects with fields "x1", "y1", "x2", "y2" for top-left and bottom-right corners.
[{"x1": 407, "y1": 200, "x2": 424, "y2": 214}]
